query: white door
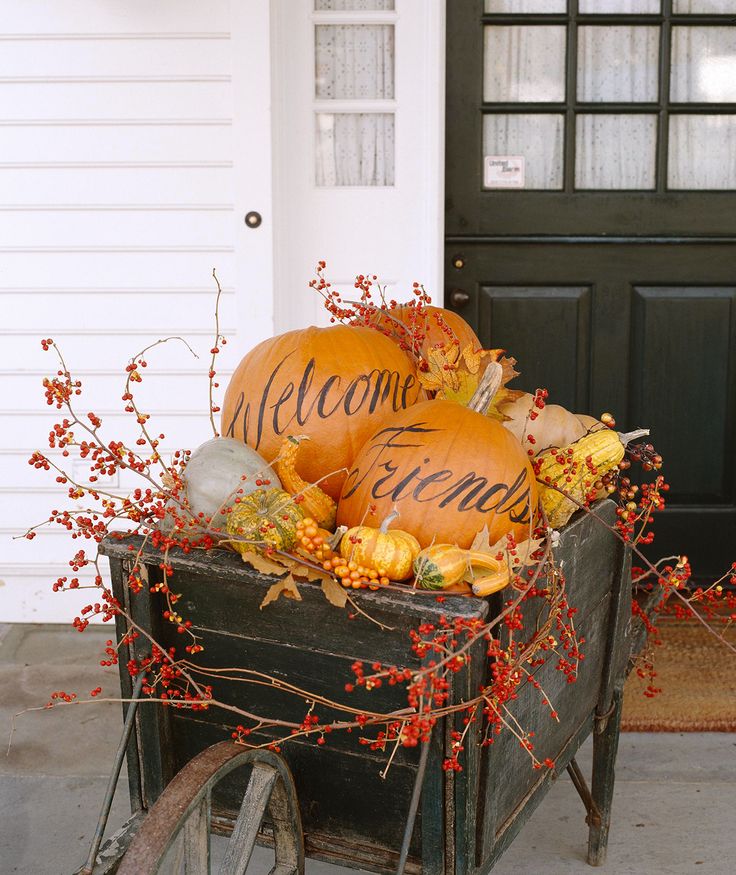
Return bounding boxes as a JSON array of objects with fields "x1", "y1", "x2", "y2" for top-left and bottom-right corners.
[
  {"x1": 0, "y1": 0, "x2": 274, "y2": 622},
  {"x1": 269, "y1": 0, "x2": 445, "y2": 330}
]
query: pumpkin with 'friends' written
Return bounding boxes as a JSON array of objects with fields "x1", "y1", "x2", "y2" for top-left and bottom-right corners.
[
  {"x1": 336, "y1": 399, "x2": 538, "y2": 549},
  {"x1": 221, "y1": 325, "x2": 423, "y2": 500}
]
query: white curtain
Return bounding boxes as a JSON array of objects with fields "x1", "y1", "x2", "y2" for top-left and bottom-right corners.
[
  {"x1": 316, "y1": 113, "x2": 395, "y2": 186},
  {"x1": 485, "y1": 1, "x2": 564, "y2": 10},
  {"x1": 483, "y1": 114, "x2": 564, "y2": 189},
  {"x1": 578, "y1": 26, "x2": 659, "y2": 102},
  {"x1": 671, "y1": 26, "x2": 736, "y2": 103},
  {"x1": 483, "y1": 26, "x2": 566, "y2": 103},
  {"x1": 674, "y1": 0, "x2": 736, "y2": 12},
  {"x1": 316, "y1": 0, "x2": 394, "y2": 9},
  {"x1": 579, "y1": 0, "x2": 660, "y2": 11},
  {"x1": 669, "y1": 115, "x2": 736, "y2": 189},
  {"x1": 576, "y1": 115, "x2": 657, "y2": 189},
  {"x1": 315, "y1": 21, "x2": 395, "y2": 186}
]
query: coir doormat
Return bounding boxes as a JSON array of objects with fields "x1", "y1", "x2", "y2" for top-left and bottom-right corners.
[{"x1": 621, "y1": 619, "x2": 736, "y2": 732}]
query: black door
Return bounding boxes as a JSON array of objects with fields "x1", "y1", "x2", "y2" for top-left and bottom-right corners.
[{"x1": 445, "y1": 1, "x2": 736, "y2": 580}]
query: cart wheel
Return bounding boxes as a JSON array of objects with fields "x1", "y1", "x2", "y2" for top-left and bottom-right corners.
[{"x1": 116, "y1": 741, "x2": 304, "y2": 875}]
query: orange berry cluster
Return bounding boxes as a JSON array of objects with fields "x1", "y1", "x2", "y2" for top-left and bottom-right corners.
[
  {"x1": 295, "y1": 518, "x2": 333, "y2": 562},
  {"x1": 330, "y1": 558, "x2": 390, "y2": 591},
  {"x1": 295, "y1": 517, "x2": 389, "y2": 590}
]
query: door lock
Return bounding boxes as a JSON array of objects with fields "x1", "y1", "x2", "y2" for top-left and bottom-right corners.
[
  {"x1": 451, "y1": 254, "x2": 465, "y2": 270},
  {"x1": 449, "y1": 289, "x2": 470, "y2": 309}
]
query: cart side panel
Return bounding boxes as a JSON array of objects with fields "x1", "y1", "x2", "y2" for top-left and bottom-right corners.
[
  {"x1": 102, "y1": 536, "x2": 488, "y2": 874},
  {"x1": 476, "y1": 503, "x2": 621, "y2": 864}
]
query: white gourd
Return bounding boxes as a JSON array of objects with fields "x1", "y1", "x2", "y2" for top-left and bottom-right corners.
[{"x1": 175, "y1": 437, "x2": 280, "y2": 532}]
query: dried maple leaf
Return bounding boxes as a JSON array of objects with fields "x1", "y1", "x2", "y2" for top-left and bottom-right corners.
[
  {"x1": 419, "y1": 342, "x2": 524, "y2": 418},
  {"x1": 260, "y1": 573, "x2": 302, "y2": 609},
  {"x1": 470, "y1": 524, "x2": 546, "y2": 573},
  {"x1": 321, "y1": 576, "x2": 348, "y2": 608},
  {"x1": 416, "y1": 342, "x2": 463, "y2": 394},
  {"x1": 239, "y1": 550, "x2": 288, "y2": 576}
]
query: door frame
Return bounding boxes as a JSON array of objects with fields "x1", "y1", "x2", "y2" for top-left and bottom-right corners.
[{"x1": 231, "y1": 0, "x2": 277, "y2": 345}]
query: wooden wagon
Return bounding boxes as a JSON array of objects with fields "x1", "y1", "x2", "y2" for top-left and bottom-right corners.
[{"x1": 86, "y1": 500, "x2": 645, "y2": 874}]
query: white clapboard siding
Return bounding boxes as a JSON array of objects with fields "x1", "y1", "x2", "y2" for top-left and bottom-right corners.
[
  {"x1": 0, "y1": 0, "x2": 242, "y2": 623},
  {"x1": 0, "y1": 212, "x2": 233, "y2": 248},
  {"x1": 0, "y1": 124, "x2": 233, "y2": 162},
  {"x1": 0, "y1": 162, "x2": 233, "y2": 204},
  {"x1": 0, "y1": 251, "x2": 236, "y2": 286}
]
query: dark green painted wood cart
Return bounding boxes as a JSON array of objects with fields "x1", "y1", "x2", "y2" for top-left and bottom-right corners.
[{"x1": 94, "y1": 500, "x2": 644, "y2": 874}]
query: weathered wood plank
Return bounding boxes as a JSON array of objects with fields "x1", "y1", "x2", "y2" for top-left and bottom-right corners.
[
  {"x1": 587, "y1": 690, "x2": 624, "y2": 866},
  {"x1": 109, "y1": 556, "x2": 144, "y2": 815},
  {"x1": 478, "y1": 593, "x2": 611, "y2": 858},
  {"x1": 479, "y1": 714, "x2": 595, "y2": 874},
  {"x1": 124, "y1": 561, "x2": 176, "y2": 807}
]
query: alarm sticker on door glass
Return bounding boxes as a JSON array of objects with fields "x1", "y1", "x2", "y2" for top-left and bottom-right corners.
[{"x1": 484, "y1": 156, "x2": 525, "y2": 189}]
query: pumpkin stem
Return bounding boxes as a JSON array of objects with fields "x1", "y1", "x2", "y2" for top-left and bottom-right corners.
[
  {"x1": 617, "y1": 427, "x2": 650, "y2": 446},
  {"x1": 468, "y1": 361, "x2": 503, "y2": 414},
  {"x1": 379, "y1": 507, "x2": 401, "y2": 534}
]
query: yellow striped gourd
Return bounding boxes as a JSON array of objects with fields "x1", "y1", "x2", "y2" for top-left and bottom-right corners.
[{"x1": 536, "y1": 427, "x2": 648, "y2": 528}]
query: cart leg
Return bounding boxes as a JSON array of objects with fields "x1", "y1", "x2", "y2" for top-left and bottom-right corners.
[{"x1": 587, "y1": 690, "x2": 623, "y2": 866}]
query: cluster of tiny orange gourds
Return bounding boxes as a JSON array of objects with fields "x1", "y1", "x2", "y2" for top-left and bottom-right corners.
[{"x1": 295, "y1": 518, "x2": 390, "y2": 590}]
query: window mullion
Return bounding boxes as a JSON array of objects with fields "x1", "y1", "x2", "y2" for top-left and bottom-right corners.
[
  {"x1": 656, "y1": 0, "x2": 674, "y2": 193},
  {"x1": 564, "y1": 0, "x2": 579, "y2": 193}
]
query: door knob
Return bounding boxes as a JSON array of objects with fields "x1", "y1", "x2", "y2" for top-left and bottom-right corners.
[
  {"x1": 449, "y1": 288, "x2": 470, "y2": 309},
  {"x1": 244, "y1": 211, "x2": 262, "y2": 228}
]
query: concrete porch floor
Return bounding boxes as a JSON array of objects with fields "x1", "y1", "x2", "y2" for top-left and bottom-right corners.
[{"x1": 1, "y1": 623, "x2": 734, "y2": 874}]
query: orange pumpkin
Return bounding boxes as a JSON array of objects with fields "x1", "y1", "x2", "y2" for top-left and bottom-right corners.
[
  {"x1": 360, "y1": 305, "x2": 480, "y2": 358},
  {"x1": 336, "y1": 399, "x2": 538, "y2": 549},
  {"x1": 221, "y1": 325, "x2": 423, "y2": 500}
]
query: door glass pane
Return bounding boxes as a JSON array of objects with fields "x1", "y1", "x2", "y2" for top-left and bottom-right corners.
[
  {"x1": 316, "y1": 0, "x2": 394, "y2": 7},
  {"x1": 578, "y1": 26, "x2": 659, "y2": 102},
  {"x1": 485, "y1": 0, "x2": 565, "y2": 10},
  {"x1": 668, "y1": 115, "x2": 736, "y2": 189},
  {"x1": 576, "y1": 114, "x2": 657, "y2": 189},
  {"x1": 579, "y1": 0, "x2": 660, "y2": 11},
  {"x1": 315, "y1": 25, "x2": 394, "y2": 99},
  {"x1": 671, "y1": 27, "x2": 736, "y2": 103},
  {"x1": 483, "y1": 26, "x2": 566, "y2": 102},
  {"x1": 674, "y1": 0, "x2": 736, "y2": 11},
  {"x1": 316, "y1": 113, "x2": 395, "y2": 186},
  {"x1": 483, "y1": 114, "x2": 564, "y2": 189}
]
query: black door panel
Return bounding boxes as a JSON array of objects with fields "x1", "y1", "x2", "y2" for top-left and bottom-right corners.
[
  {"x1": 445, "y1": 1, "x2": 736, "y2": 580},
  {"x1": 444, "y1": 241, "x2": 736, "y2": 578}
]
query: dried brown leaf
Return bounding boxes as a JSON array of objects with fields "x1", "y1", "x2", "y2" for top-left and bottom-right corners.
[
  {"x1": 291, "y1": 559, "x2": 334, "y2": 586},
  {"x1": 321, "y1": 576, "x2": 348, "y2": 608},
  {"x1": 240, "y1": 550, "x2": 288, "y2": 576},
  {"x1": 260, "y1": 573, "x2": 302, "y2": 609},
  {"x1": 470, "y1": 525, "x2": 546, "y2": 573}
]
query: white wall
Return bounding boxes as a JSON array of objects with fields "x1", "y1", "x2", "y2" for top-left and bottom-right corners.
[
  {"x1": 0, "y1": 0, "x2": 247, "y2": 622},
  {"x1": 0, "y1": 0, "x2": 445, "y2": 623}
]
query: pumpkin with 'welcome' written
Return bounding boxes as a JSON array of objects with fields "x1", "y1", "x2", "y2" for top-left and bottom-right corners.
[
  {"x1": 336, "y1": 399, "x2": 538, "y2": 549},
  {"x1": 221, "y1": 325, "x2": 423, "y2": 500}
]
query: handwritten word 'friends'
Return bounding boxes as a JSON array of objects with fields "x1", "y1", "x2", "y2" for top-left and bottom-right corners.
[{"x1": 342, "y1": 423, "x2": 533, "y2": 521}]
